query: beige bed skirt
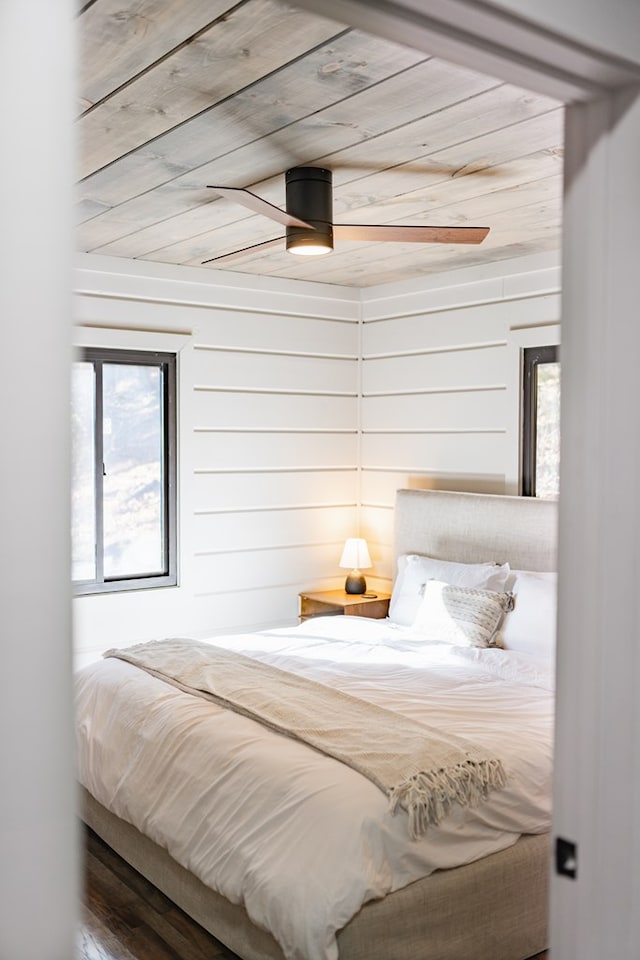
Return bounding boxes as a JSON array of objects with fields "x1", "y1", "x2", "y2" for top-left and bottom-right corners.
[{"x1": 81, "y1": 786, "x2": 549, "y2": 960}]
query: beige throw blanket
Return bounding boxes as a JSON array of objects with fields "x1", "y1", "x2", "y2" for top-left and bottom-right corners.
[{"x1": 104, "y1": 638, "x2": 506, "y2": 839}]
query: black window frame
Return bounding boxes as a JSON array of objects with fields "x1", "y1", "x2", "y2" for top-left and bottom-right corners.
[
  {"x1": 72, "y1": 347, "x2": 177, "y2": 595},
  {"x1": 521, "y1": 343, "x2": 559, "y2": 497}
]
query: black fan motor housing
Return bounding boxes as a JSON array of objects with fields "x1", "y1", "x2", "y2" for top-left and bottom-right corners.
[{"x1": 285, "y1": 167, "x2": 334, "y2": 252}]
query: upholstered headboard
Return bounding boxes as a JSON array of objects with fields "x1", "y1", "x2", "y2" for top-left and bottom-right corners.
[{"x1": 395, "y1": 489, "x2": 557, "y2": 573}]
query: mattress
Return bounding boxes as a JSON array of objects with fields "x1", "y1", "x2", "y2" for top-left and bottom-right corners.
[{"x1": 76, "y1": 614, "x2": 554, "y2": 960}]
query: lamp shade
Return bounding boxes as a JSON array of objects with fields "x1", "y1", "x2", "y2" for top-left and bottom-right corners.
[
  {"x1": 339, "y1": 538, "x2": 372, "y2": 570},
  {"x1": 339, "y1": 539, "x2": 372, "y2": 593}
]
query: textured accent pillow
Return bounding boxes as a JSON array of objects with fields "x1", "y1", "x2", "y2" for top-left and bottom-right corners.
[
  {"x1": 412, "y1": 581, "x2": 513, "y2": 648},
  {"x1": 497, "y1": 570, "x2": 557, "y2": 659},
  {"x1": 388, "y1": 554, "x2": 511, "y2": 626}
]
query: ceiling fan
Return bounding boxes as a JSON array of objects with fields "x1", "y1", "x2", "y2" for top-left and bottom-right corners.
[{"x1": 202, "y1": 166, "x2": 489, "y2": 265}]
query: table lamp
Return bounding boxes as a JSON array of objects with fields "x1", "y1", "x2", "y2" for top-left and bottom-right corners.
[{"x1": 339, "y1": 538, "x2": 372, "y2": 594}]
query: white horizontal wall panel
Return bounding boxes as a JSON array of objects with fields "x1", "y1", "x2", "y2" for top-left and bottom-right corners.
[
  {"x1": 189, "y1": 585, "x2": 303, "y2": 635},
  {"x1": 193, "y1": 543, "x2": 342, "y2": 595},
  {"x1": 193, "y1": 469, "x2": 358, "y2": 513},
  {"x1": 75, "y1": 253, "x2": 360, "y2": 321},
  {"x1": 73, "y1": 589, "x2": 193, "y2": 660},
  {"x1": 361, "y1": 431, "x2": 505, "y2": 475},
  {"x1": 75, "y1": 291, "x2": 195, "y2": 333},
  {"x1": 363, "y1": 294, "x2": 560, "y2": 356},
  {"x1": 193, "y1": 390, "x2": 357, "y2": 431},
  {"x1": 507, "y1": 292, "x2": 561, "y2": 328},
  {"x1": 363, "y1": 276, "x2": 506, "y2": 322},
  {"x1": 361, "y1": 469, "x2": 507, "y2": 507},
  {"x1": 194, "y1": 310, "x2": 358, "y2": 356},
  {"x1": 362, "y1": 345, "x2": 507, "y2": 395},
  {"x1": 362, "y1": 388, "x2": 505, "y2": 432},
  {"x1": 75, "y1": 296, "x2": 359, "y2": 352},
  {"x1": 193, "y1": 348, "x2": 357, "y2": 395},
  {"x1": 361, "y1": 505, "x2": 395, "y2": 563},
  {"x1": 362, "y1": 251, "x2": 561, "y2": 321},
  {"x1": 362, "y1": 506, "x2": 394, "y2": 541},
  {"x1": 193, "y1": 505, "x2": 357, "y2": 555},
  {"x1": 362, "y1": 302, "x2": 507, "y2": 356},
  {"x1": 361, "y1": 471, "x2": 411, "y2": 508},
  {"x1": 190, "y1": 577, "x2": 371, "y2": 636},
  {"x1": 194, "y1": 431, "x2": 357, "y2": 472},
  {"x1": 503, "y1": 265, "x2": 561, "y2": 298}
]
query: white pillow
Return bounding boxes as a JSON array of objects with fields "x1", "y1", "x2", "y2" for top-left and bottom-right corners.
[
  {"x1": 412, "y1": 581, "x2": 512, "y2": 648},
  {"x1": 388, "y1": 553, "x2": 511, "y2": 626},
  {"x1": 497, "y1": 570, "x2": 557, "y2": 659}
]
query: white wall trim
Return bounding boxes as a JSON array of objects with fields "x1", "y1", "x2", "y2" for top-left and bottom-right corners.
[{"x1": 74, "y1": 324, "x2": 192, "y2": 353}]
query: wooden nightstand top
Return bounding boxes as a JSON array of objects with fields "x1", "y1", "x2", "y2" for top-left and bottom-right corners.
[{"x1": 299, "y1": 590, "x2": 391, "y2": 621}]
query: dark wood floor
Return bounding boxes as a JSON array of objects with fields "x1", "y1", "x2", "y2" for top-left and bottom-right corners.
[
  {"x1": 79, "y1": 827, "x2": 239, "y2": 959},
  {"x1": 79, "y1": 826, "x2": 549, "y2": 960}
]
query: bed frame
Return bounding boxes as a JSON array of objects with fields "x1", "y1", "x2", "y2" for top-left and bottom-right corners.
[{"x1": 82, "y1": 488, "x2": 557, "y2": 960}]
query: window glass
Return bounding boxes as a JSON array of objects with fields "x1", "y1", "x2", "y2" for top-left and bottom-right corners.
[
  {"x1": 534, "y1": 360, "x2": 561, "y2": 499},
  {"x1": 102, "y1": 363, "x2": 165, "y2": 579},
  {"x1": 71, "y1": 348, "x2": 176, "y2": 594}
]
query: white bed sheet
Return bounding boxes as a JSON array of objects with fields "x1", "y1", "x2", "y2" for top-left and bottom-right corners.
[{"x1": 75, "y1": 616, "x2": 554, "y2": 960}]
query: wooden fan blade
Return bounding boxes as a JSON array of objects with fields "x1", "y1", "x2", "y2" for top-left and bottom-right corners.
[
  {"x1": 202, "y1": 236, "x2": 285, "y2": 265},
  {"x1": 207, "y1": 185, "x2": 312, "y2": 229},
  {"x1": 334, "y1": 224, "x2": 490, "y2": 244}
]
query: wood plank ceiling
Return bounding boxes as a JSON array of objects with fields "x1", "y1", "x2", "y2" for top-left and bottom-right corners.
[{"x1": 76, "y1": 0, "x2": 564, "y2": 287}]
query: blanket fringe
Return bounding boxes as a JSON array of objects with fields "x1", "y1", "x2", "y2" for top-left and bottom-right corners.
[{"x1": 388, "y1": 758, "x2": 507, "y2": 840}]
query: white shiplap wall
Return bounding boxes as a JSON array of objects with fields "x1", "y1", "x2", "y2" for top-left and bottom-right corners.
[
  {"x1": 72, "y1": 250, "x2": 560, "y2": 662},
  {"x1": 359, "y1": 250, "x2": 561, "y2": 586},
  {"x1": 72, "y1": 255, "x2": 360, "y2": 664}
]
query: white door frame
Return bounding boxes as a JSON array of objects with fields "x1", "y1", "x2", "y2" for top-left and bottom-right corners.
[
  {"x1": 4, "y1": 2, "x2": 638, "y2": 956},
  {"x1": 0, "y1": 2, "x2": 77, "y2": 959},
  {"x1": 297, "y1": 2, "x2": 640, "y2": 957}
]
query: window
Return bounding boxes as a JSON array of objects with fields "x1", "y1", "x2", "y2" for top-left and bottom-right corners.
[
  {"x1": 522, "y1": 345, "x2": 560, "y2": 498},
  {"x1": 71, "y1": 348, "x2": 177, "y2": 594}
]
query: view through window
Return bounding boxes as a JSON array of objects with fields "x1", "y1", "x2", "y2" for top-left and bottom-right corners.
[
  {"x1": 71, "y1": 347, "x2": 177, "y2": 593},
  {"x1": 522, "y1": 345, "x2": 560, "y2": 498}
]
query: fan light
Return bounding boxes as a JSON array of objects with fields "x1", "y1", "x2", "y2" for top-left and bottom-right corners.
[{"x1": 288, "y1": 237, "x2": 333, "y2": 256}]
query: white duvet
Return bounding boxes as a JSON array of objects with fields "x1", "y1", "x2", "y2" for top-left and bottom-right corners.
[{"x1": 75, "y1": 616, "x2": 554, "y2": 960}]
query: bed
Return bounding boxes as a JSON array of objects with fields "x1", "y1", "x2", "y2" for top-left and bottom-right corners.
[{"x1": 77, "y1": 488, "x2": 557, "y2": 960}]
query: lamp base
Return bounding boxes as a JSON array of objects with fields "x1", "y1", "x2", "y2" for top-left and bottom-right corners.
[{"x1": 344, "y1": 572, "x2": 366, "y2": 595}]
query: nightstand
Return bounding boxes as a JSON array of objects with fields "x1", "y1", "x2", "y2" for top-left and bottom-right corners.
[{"x1": 299, "y1": 589, "x2": 391, "y2": 622}]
